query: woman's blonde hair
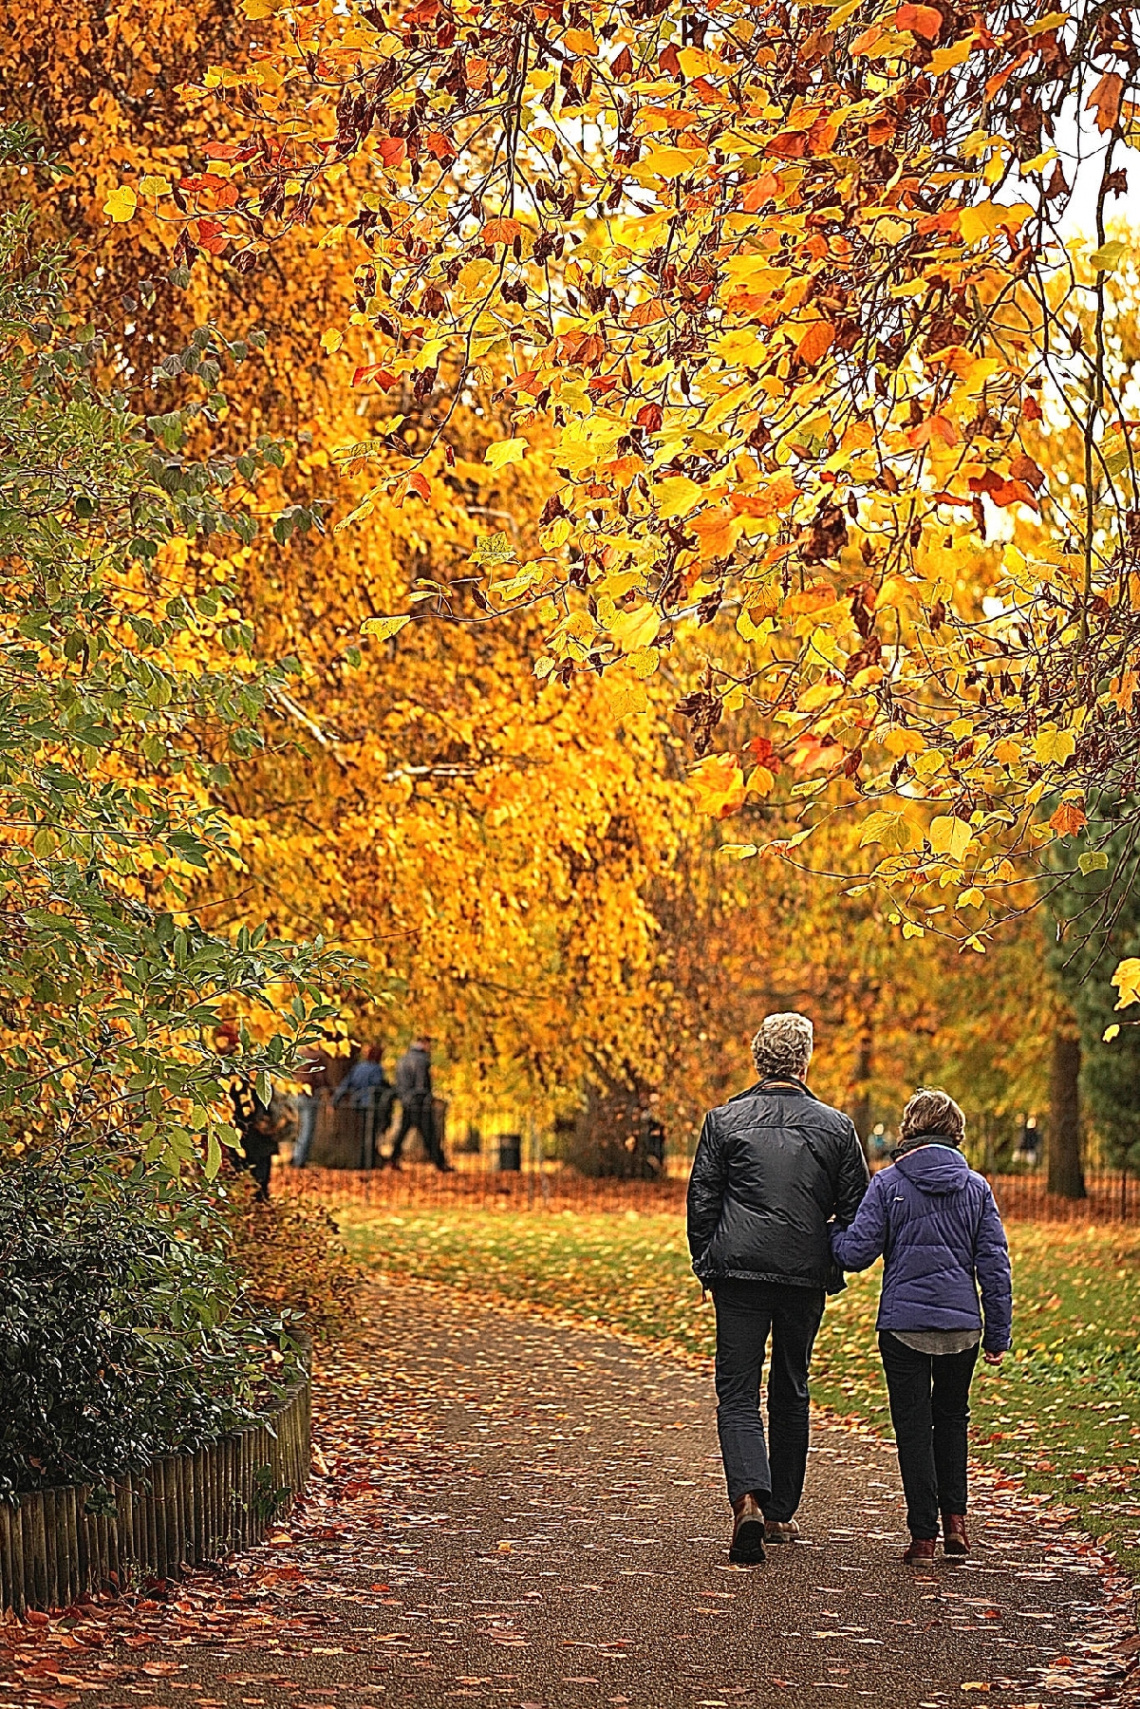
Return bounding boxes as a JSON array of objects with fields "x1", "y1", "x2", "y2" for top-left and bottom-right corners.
[{"x1": 899, "y1": 1087, "x2": 965, "y2": 1145}]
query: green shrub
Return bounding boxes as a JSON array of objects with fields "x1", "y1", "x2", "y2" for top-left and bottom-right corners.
[{"x1": 0, "y1": 1157, "x2": 298, "y2": 1498}]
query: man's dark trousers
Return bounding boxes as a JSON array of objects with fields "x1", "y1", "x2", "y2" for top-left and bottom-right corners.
[
  {"x1": 713, "y1": 1279, "x2": 824, "y2": 1519},
  {"x1": 390, "y1": 1094, "x2": 444, "y2": 1168},
  {"x1": 879, "y1": 1331, "x2": 978, "y2": 1539}
]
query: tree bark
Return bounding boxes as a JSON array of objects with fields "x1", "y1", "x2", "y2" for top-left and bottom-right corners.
[{"x1": 1048, "y1": 1029, "x2": 1086, "y2": 1199}]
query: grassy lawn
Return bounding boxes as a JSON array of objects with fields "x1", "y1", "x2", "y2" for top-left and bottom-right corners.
[{"x1": 337, "y1": 1206, "x2": 1140, "y2": 1576}]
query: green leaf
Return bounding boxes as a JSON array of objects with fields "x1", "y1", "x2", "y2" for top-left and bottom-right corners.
[{"x1": 1079, "y1": 849, "x2": 1110, "y2": 874}]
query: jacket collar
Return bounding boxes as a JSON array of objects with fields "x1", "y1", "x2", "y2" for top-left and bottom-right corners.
[
  {"x1": 890, "y1": 1131, "x2": 962, "y2": 1161},
  {"x1": 730, "y1": 1077, "x2": 819, "y2": 1103}
]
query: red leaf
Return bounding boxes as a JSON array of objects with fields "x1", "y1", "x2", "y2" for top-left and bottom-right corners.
[
  {"x1": 377, "y1": 136, "x2": 407, "y2": 170},
  {"x1": 635, "y1": 402, "x2": 664, "y2": 431}
]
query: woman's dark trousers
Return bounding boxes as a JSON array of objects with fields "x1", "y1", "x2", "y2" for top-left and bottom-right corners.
[
  {"x1": 879, "y1": 1332, "x2": 979, "y2": 1539},
  {"x1": 713, "y1": 1281, "x2": 824, "y2": 1519}
]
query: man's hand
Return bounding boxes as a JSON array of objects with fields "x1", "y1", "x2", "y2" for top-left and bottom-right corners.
[{"x1": 983, "y1": 1349, "x2": 1005, "y2": 1367}]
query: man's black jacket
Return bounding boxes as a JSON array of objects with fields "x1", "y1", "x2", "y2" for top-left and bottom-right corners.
[{"x1": 686, "y1": 1079, "x2": 870, "y2": 1292}]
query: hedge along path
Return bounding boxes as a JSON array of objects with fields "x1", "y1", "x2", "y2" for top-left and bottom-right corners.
[
  {"x1": 1, "y1": 1278, "x2": 1136, "y2": 1709},
  {"x1": 0, "y1": 1365, "x2": 311, "y2": 1617}
]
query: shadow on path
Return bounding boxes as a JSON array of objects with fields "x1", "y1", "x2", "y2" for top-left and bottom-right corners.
[{"x1": 3, "y1": 1278, "x2": 1136, "y2": 1709}]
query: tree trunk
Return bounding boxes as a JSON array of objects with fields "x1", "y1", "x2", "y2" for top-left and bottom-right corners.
[
  {"x1": 849, "y1": 1027, "x2": 873, "y2": 1157},
  {"x1": 1048, "y1": 1029, "x2": 1086, "y2": 1199}
]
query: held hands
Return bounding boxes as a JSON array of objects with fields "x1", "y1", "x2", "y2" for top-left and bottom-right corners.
[{"x1": 983, "y1": 1349, "x2": 1005, "y2": 1367}]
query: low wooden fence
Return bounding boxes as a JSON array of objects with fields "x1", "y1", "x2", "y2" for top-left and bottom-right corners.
[{"x1": 0, "y1": 1362, "x2": 310, "y2": 1616}]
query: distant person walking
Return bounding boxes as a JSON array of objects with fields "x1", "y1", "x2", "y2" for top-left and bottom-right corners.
[
  {"x1": 389, "y1": 1035, "x2": 449, "y2": 1171},
  {"x1": 292, "y1": 1042, "x2": 330, "y2": 1168},
  {"x1": 332, "y1": 1045, "x2": 394, "y2": 1169},
  {"x1": 688, "y1": 1013, "x2": 869, "y2": 1565},
  {"x1": 215, "y1": 1021, "x2": 281, "y2": 1202},
  {"x1": 831, "y1": 1089, "x2": 1012, "y2": 1563}
]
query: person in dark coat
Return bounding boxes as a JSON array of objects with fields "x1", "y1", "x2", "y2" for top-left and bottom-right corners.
[
  {"x1": 332, "y1": 1045, "x2": 394, "y2": 1169},
  {"x1": 389, "y1": 1036, "x2": 449, "y2": 1170},
  {"x1": 831, "y1": 1088, "x2": 1012, "y2": 1564},
  {"x1": 688, "y1": 1013, "x2": 869, "y2": 1564},
  {"x1": 215, "y1": 1022, "x2": 281, "y2": 1202}
]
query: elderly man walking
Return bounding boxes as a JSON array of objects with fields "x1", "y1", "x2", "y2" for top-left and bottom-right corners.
[{"x1": 687, "y1": 1013, "x2": 869, "y2": 1564}]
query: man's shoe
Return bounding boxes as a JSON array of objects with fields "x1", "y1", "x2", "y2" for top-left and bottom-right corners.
[
  {"x1": 902, "y1": 1536, "x2": 937, "y2": 1564},
  {"x1": 729, "y1": 1494, "x2": 767, "y2": 1565},
  {"x1": 764, "y1": 1519, "x2": 801, "y2": 1544},
  {"x1": 942, "y1": 1514, "x2": 970, "y2": 1556}
]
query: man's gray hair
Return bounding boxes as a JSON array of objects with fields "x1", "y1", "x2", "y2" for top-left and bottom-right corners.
[{"x1": 751, "y1": 1012, "x2": 814, "y2": 1080}]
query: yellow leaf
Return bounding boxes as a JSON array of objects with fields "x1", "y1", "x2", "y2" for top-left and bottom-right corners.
[
  {"x1": 1034, "y1": 727, "x2": 1076, "y2": 765},
  {"x1": 642, "y1": 147, "x2": 706, "y2": 180},
  {"x1": 1089, "y1": 238, "x2": 1127, "y2": 272},
  {"x1": 1112, "y1": 958, "x2": 1140, "y2": 1011},
  {"x1": 361, "y1": 615, "x2": 411, "y2": 640},
  {"x1": 901, "y1": 921, "x2": 925, "y2": 939},
  {"x1": 1104, "y1": 1023, "x2": 1121, "y2": 1042},
  {"x1": 993, "y1": 738, "x2": 1021, "y2": 765},
  {"x1": 883, "y1": 727, "x2": 925, "y2": 757},
  {"x1": 690, "y1": 754, "x2": 745, "y2": 818},
  {"x1": 655, "y1": 474, "x2": 703, "y2": 518},
  {"x1": 607, "y1": 674, "x2": 649, "y2": 719},
  {"x1": 485, "y1": 437, "x2": 528, "y2": 471},
  {"x1": 957, "y1": 887, "x2": 985, "y2": 909},
  {"x1": 714, "y1": 327, "x2": 769, "y2": 366},
  {"x1": 139, "y1": 174, "x2": 172, "y2": 197},
  {"x1": 745, "y1": 765, "x2": 775, "y2": 797},
  {"x1": 626, "y1": 645, "x2": 660, "y2": 680},
  {"x1": 609, "y1": 604, "x2": 661, "y2": 652},
  {"x1": 102, "y1": 184, "x2": 138, "y2": 223},
  {"x1": 930, "y1": 36, "x2": 973, "y2": 75},
  {"x1": 320, "y1": 328, "x2": 343, "y2": 353},
  {"x1": 563, "y1": 27, "x2": 598, "y2": 53},
  {"x1": 929, "y1": 815, "x2": 973, "y2": 862}
]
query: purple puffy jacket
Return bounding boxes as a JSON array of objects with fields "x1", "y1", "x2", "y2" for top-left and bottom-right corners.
[{"x1": 829, "y1": 1141, "x2": 1012, "y2": 1353}]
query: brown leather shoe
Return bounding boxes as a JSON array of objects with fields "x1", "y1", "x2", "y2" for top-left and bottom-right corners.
[
  {"x1": 942, "y1": 1513, "x2": 970, "y2": 1556},
  {"x1": 764, "y1": 1519, "x2": 801, "y2": 1543},
  {"x1": 729, "y1": 1493, "x2": 767, "y2": 1564},
  {"x1": 903, "y1": 1536, "x2": 937, "y2": 1564}
]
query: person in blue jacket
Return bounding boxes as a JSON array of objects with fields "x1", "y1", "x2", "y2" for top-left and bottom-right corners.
[{"x1": 830, "y1": 1088, "x2": 1012, "y2": 1564}]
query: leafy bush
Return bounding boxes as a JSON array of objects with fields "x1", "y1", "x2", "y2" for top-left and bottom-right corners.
[
  {"x1": 0, "y1": 1157, "x2": 298, "y2": 1498},
  {"x1": 220, "y1": 1176, "x2": 360, "y2": 1336}
]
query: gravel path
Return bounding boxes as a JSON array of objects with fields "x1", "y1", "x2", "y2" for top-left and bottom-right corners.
[{"x1": 5, "y1": 1278, "x2": 1136, "y2": 1709}]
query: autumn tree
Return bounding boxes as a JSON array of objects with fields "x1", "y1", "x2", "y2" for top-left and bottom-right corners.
[{"x1": 117, "y1": 0, "x2": 1140, "y2": 955}]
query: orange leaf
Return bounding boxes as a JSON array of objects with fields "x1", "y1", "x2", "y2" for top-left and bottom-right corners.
[
  {"x1": 482, "y1": 216, "x2": 522, "y2": 246},
  {"x1": 628, "y1": 298, "x2": 666, "y2": 327},
  {"x1": 1086, "y1": 71, "x2": 1124, "y2": 134},
  {"x1": 1050, "y1": 802, "x2": 1087, "y2": 838},
  {"x1": 406, "y1": 472, "x2": 432, "y2": 503},
  {"x1": 894, "y1": 3, "x2": 943, "y2": 40},
  {"x1": 424, "y1": 130, "x2": 457, "y2": 160},
  {"x1": 797, "y1": 321, "x2": 835, "y2": 367},
  {"x1": 377, "y1": 136, "x2": 407, "y2": 170}
]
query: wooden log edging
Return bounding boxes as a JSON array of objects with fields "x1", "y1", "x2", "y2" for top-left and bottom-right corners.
[{"x1": 0, "y1": 1360, "x2": 311, "y2": 1617}]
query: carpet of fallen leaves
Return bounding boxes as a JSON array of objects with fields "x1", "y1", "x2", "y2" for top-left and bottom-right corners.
[
  {"x1": 2, "y1": 1277, "x2": 1138, "y2": 1709},
  {"x1": 337, "y1": 1213, "x2": 1140, "y2": 1581}
]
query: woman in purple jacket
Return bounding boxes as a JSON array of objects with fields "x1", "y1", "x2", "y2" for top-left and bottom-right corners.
[{"x1": 830, "y1": 1089, "x2": 1012, "y2": 1563}]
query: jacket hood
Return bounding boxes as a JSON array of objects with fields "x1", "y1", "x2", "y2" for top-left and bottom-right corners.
[{"x1": 892, "y1": 1143, "x2": 971, "y2": 1196}]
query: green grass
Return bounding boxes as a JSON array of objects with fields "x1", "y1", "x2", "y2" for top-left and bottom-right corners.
[{"x1": 338, "y1": 1206, "x2": 1140, "y2": 1576}]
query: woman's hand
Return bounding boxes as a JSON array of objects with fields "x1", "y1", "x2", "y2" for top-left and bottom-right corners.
[{"x1": 983, "y1": 1349, "x2": 1005, "y2": 1367}]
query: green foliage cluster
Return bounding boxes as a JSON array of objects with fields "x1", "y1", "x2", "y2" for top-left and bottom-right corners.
[
  {"x1": 0, "y1": 165, "x2": 347, "y2": 1174},
  {"x1": 0, "y1": 1154, "x2": 300, "y2": 1498}
]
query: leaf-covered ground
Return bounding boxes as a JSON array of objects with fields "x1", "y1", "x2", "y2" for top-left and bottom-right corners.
[
  {"x1": 5, "y1": 1279, "x2": 1136, "y2": 1709},
  {"x1": 338, "y1": 1211, "x2": 1140, "y2": 1581}
]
